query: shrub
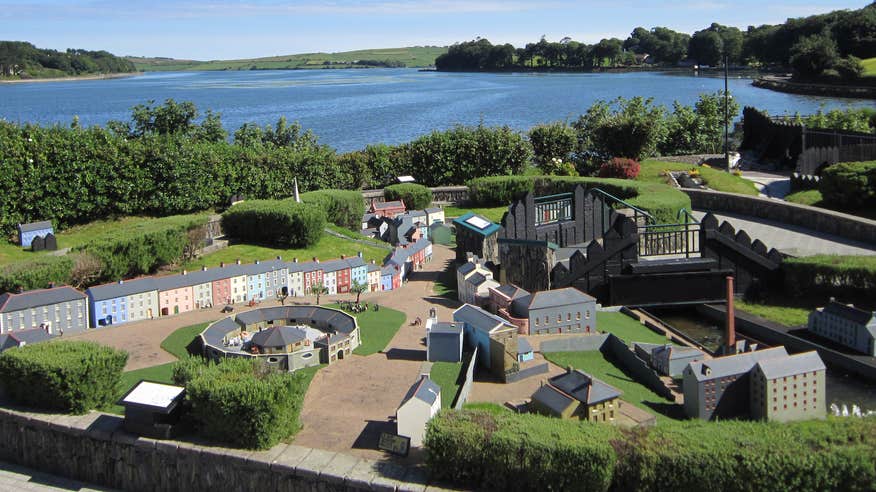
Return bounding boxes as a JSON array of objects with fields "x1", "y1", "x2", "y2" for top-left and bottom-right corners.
[
  {"x1": 221, "y1": 200, "x2": 326, "y2": 248},
  {"x1": 819, "y1": 161, "x2": 876, "y2": 209},
  {"x1": 0, "y1": 341, "x2": 127, "y2": 414},
  {"x1": 178, "y1": 357, "x2": 310, "y2": 449},
  {"x1": 528, "y1": 122, "x2": 578, "y2": 169},
  {"x1": 426, "y1": 410, "x2": 876, "y2": 492},
  {"x1": 0, "y1": 255, "x2": 73, "y2": 293},
  {"x1": 384, "y1": 183, "x2": 433, "y2": 210},
  {"x1": 783, "y1": 255, "x2": 876, "y2": 298},
  {"x1": 298, "y1": 190, "x2": 364, "y2": 230},
  {"x1": 598, "y1": 158, "x2": 641, "y2": 179}
]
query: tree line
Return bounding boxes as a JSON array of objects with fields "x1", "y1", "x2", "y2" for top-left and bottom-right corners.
[
  {"x1": 0, "y1": 41, "x2": 136, "y2": 79},
  {"x1": 435, "y1": 2, "x2": 876, "y2": 80}
]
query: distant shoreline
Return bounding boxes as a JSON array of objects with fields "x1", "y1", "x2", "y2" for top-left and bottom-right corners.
[
  {"x1": 0, "y1": 72, "x2": 142, "y2": 85},
  {"x1": 752, "y1": 75, "x2": 876, "y2": 100}
]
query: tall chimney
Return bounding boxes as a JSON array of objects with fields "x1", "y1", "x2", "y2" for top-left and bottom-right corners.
[
  {"x1": 236, "y1": 259, "x2": 241, "y2": 265},
  {"x1": 220, "y1": 262, "x2": 225, "y2": 268},
  {"x1": 726, "y1": 276, "x2": 736, "y2": 354},
  {"x1": 202, "y1": 265, "x2": 208, "y2": 271}
]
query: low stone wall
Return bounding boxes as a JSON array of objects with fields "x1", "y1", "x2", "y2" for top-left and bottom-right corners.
[
  {"x1": 505, "y1": 363, "x2": 549, "y2": 383},
  {"x1": 539, "y1": 334, "x2": 609, "y2": 353},
  {"x1": 0, "y1": 404, "x2": 436, "y2": 491},
  {"x1": 698, "y1": 304, "x2": 876, "y2": 383},
  {"x1": 683, "y1": 188, "x2": 876, "y2": 246},
  {"x1": 453, "y1": 347, "x2": 478, "y2": 410},
  {"x1": 362, "y1": 186, "x2": 470, "y2": 206},
  {"x1": 602, "y1": 335, "x2": 674, "y2": 401}
]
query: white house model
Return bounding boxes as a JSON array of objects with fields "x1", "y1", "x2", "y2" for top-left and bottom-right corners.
[{"x1": 396, "y1": 374, "x2": 441, "y2": 447}]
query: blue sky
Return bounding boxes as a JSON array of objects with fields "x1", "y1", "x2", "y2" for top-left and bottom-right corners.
[{"x1": 1, "y1": 1, "x2": 867, "y2": 60}]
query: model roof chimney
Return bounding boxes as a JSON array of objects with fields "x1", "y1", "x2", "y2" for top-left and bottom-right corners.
[
  {"x1": 293, "y1": 258, "x2": 299, "y2": 263},
  {"x1": 358, "y1": 251, "x2": 363, "y2": 258},
  {"x1": 236, "y1": 259, "x2": 241, "y2": 265},
  {"x1": 255, "y1": 260, "x2": 260, "y2": 265},
  {"x1": 340, "y1": 254, "x2": 346, "y2": 260},
  {"x1": 202, "y1": 265, "x2": 208, "y2": 271},
  {"x1": 182, "y1": 270, "x2": 187, "y2": 275},
  {"x1": 220, "y1": 261, "x2": 225, "y2": 268}
]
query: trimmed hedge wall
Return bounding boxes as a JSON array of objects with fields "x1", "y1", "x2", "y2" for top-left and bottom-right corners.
[
  {"x1": 221, "y1": 200, "x2": 326, "y2": 248},
  {"x1": 819, "y1": 161, "x2": 876, "y2": 209},
  {"x1": 298, "y1": 190, "x2": 364, "y2": 230},
  {"x1": 0, "y1": 341, "x2": 127, "y2": 414},
  {"x1": 0, "y1": 255, "x2": 73, "y2": 293},
  {"x1": 783, "y1": 255, "x2": 876, "y2": 298},
  {"x1": 173, "y1": 357, "x2": 310, "y2": 450},
  {"x1": 425, "y1": 410, "x2": 876, "y2": 492},
  {"x1": 384, "y1": 183, "x2": 433, "y2": 210},
  {"x1": 467, "y1": 175, "x2": 690, "y2": 224}
]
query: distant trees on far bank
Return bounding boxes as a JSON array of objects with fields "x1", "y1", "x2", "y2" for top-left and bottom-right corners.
[
  {"x1": 435, "y1": 2, "x2": 876, "y2": 81},
  {"x1": 0, "y1": 41, "x2": 135, "y2": 79}
]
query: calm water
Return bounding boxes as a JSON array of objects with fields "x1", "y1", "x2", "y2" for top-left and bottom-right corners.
[
  {"x1": 650, "y1": 308, "x2": 876, "y2": 413},
  {"x1": 1, "y1": 69, "x2": 873, "y2": 152}
]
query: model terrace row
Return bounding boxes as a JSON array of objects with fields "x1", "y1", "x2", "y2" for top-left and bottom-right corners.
[{"x1": 0, "y1": 238, "x2": 433, "y2": 334}]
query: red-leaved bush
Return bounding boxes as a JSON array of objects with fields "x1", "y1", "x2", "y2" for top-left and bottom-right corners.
[{"x1": 598, "y1": 158, "x2": 641, "y2": 179}]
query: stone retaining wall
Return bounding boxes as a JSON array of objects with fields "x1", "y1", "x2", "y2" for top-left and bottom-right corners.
[
  {"x1": 363, "y1": 186, "x2": 470, "y2": 206},
  {"x1": 683, "y1": 188, "x2": 876, "y2": 246},
  {"x1": 452, "y1": 347, "x2": 478, "y2": 410},
  {"x1": 0, "y1": 405, "x2": 439, "y2": 491}
]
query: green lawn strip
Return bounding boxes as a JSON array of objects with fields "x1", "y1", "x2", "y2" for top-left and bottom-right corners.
[
  {"x1": 735, "y1": 301, "x2": 810, "y2": 328},
  {"x1": 323, "y1": 303, "x2": 406, "y2": 356},
  {"x1": 325, "y1": 224, "x2": 391, "y2": 249},
  {"x1": 863, "y1": 57, "x2": 876, "y2": 77},
  {"x1": 442, "y1": 205, "x2": 508, "y2": 223},
  {"x1": 639, "y1": 160, "x2": 759, "y2": 196},
  {"x1": 0, "y1": 212, "x2": 210, "y2": 267},
  {"x1": 430, "y1": 361, "x2": 464, "y2": 409},
  {"x1": 542, "y1": 350, "x2": 675, "y2": 423},
  {"x1": 180, "y1": 233, "x2": 389, "y2": 271},
  {"x1": 596, "y1": 311, "x2": 671, "y2": 345},
  {"x1": 161, "y1": 322, "x2": 209, "y2": 359},
  {"x1": 785, "y1": 189, "x2": 823, "y2": 207},
  {"x1": 461, "y1": 402, "x2": 509, "y2": 414}
]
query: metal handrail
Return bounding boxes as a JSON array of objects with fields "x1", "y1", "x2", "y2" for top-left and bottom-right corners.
[
  {"x1": 590, "y1": 188, "x2": 655, "y2": 224},
  {"x1": 677, "y1": 208, "x2": 700, "y2": 224}
]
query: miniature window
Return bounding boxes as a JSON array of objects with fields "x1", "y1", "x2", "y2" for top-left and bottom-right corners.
[
  {"x1": 557, "y1": 314, "x2": 562, "y2": 322},
  {"x1": 576, "y1": 312, "x2": 581, "y2": 320},
  {"x1": 302, "y1": 353, "x2": 313, "y2": 359}
]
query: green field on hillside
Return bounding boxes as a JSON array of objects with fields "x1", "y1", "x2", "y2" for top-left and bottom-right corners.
[{"x1": 128, "y1": 46, "x2": 446, "y2": 72}]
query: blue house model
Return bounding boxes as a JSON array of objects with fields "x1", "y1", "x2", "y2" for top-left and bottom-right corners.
[{"x1": 18, "y1": 221, "x2": 54, "y2": 248}]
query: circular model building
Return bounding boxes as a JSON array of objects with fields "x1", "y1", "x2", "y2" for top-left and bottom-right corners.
[{"x1": 199, "y1": 306, "x2": 360, "y2": 372}]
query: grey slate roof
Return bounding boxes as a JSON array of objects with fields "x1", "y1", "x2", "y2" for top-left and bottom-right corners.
[
  {"x1": 0, "y1": 286, "x2": 85, "y2": 313},
  {"x1": 652, "y1": 344, "x2": 705, "y2": 360},
  {"x1": 468, "y1": 273, "x2": 487, "y2": 287},
  {"x1": 756, "y1": 351, "x2": 825, "y2": 380},
  {"x1": 425, "y1": 207, "x2": 442, "y2": 214},
  {"x1": 548, "y1": 369, "x2": 622, "y2": 405},
  {"x1": 532, "y1": 384, "x2": 575, "y2": 414},
  {"x1": 367, "y1": 263, "x2": 381, "y2": 273},
  {"x1": 251, "y1": 326, "x2": 307, "y2": 348},
  {"x1": 453, "y1": 304, "x2": 513, "y2": 334},
  {"x1": 18, "y1": 221, "x2": 53, "y2": 233},
  {"x1": 87, "y1": 277, "x2": 159, "y2": 301},
  {"x1": 685, "y1": 347, "x2": 789, "y2": 382},
  {"x1": 494, "y1": 284, "x2": 529, "y2": 300},
  {"x1": 399, "y1": 375, "x2": 441, "y2": 407},
  {"x1": 518, "y1": 337, "x2": 533, "y2": 354},
  {"x1": 823, "y1": 301, "x2": 875, "y2": 326},
  {"x1": 0, "y1": 334, "x2": 18, "y2": 351},
  {"x1": 201, "y1": 317, "x2": 241, "y2": 348},
  {"x1": 344, "y1": 256, "x2": 366, "y2": 270},
  {"x1": 430, "y1": 322, "x2": 463, "y2": 335},
  {"x1": 320, "y1": 259, "x2": 350, "y2": 274},
  {"x1": 525, "y1": 288, "x2": 596, "y2": 310},
  {"x1": 10, "y1": 327, "x2": 55, "y2": 345},
  {"x1": 374, "y1": 200, "x2": 405, "y2": 211},
  {"x1": 457, "y1": 262, "x2": 477, "y2": 275}
]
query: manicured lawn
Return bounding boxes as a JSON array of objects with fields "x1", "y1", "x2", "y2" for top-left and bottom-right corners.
[
  {"x1": 324, "y1": 303, "x2": 406, "y2": 356},
  {"x1": 430, "y1": 361, "x2": 463, "y2": 409},
  {"x1": 180, "y1": 233, "x2": 389, "y2": 271},
  {"x1": 596, "y1": 311, "x2": 670, "y2": 345},
  {"x1": 542, "y1": 350, "x2": 680, "y2": 422},
  {"x1": 0, "y1": 212, "x2": 210, "y2": 266},
  {"x1": 639, "y1": 160, "x2": 759, "y2": 196},
  {"x1": 462, "y1": 402, "x2": 509, "y2": 414},
  {"x1": 443, "y1": 205, "x2": 508, "y2": 223},
  {"x1": 785, "y1": 189, "x2": 823, "y2": 207},
  {"x1": 161, "y1": 322, "x2": 209, "y2": 359},
  {"x1": 735, "y1": 301, "x2": 810, "y2": 328}
]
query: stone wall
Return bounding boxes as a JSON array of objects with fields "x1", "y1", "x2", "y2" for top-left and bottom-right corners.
[
  {"x1": 453, "y1": 347, "x2": 478, "y2": 410},
  {"x1": 684, "y1": 188, "x2": 876, "y2": 246},
  {"x1": 0, "y1": 405, "x2": 437, "y2": 491},
  {"x1": 539, "y1": 334, "x2": 610, "y2": 353},
  {"x1": 362, "y1": 186, "x2": 470, "y2": 206}
]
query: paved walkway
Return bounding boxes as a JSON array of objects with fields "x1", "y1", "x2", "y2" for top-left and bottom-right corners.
[
  {"x1": 692, "y1": 210, "x2": 876, "y2": 257},
  {"x1": 0, "y1": 460, "x2": 113, "y2": 491},
  {"x1": 739, "y1": 170, "x2": 792, "y2": 199}
]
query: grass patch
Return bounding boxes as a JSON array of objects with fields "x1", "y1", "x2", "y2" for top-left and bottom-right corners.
[
  {"x1": 596, "y1": 311, "x2": 670, "y2": 345},
  {"x1": 0, "y1": 212, "x2": 210, "y2": 267},
  {"x1": 542, "y1": 350, "x2": 678, "y2": 422},
  {"x1": 785, "y1": 189, "x2": 824, "y2": 207},
  {"x1": 180, "y1": 233, "x2": 389, "y2": 271},
  {"x1": 787, "y1": 254, "x2": 876, "y2": 275},
  {"x1": 107, "y1": 362, "x2": 175, "y2": 414},
  {"x1": 323, "y1": 303, "x2": 406, "y2": 356},
  {"x1": 462, "y1": 402, "x2": 509, "y2": 414},
  {"x1": 640, "y1": 160, "x2": 759, "y2": 196},
  {"x1": 430, "y1": 361, "x2": 464, "y2": 409},
  {"x1": 863, "y1": 57, "x2": 876, "y2": 77},
  {"x1": 443, "y1": 205, "x2": 508, "y2": 223},
  {"x1": 161, "y1": 322, "x2": 208, "y2": 359},
  {"x1": 736, "y1": 301, "x2": 810, "y2": 328}
]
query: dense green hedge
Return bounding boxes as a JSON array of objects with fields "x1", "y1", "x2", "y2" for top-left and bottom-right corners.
[
  {"x1": 76, "y1": 218, "x2": 207, "y2": 282},
  {"x1": 384, "y1": 183, "x2": 433, "y2": 210},
  {"x1": 298, "y1": 190, "x2": 364, "y2": 230},
  {"x1": 0, "y1": 341, "x2": 127, "y2": 414},
  {"x1": 222, "y1": 200, "x2": 326, "y2": 248},
  {"x1": 425, "y1": 410, "x2": 876, "y2": 492},
  {"x1": 0, "y1": 255, "x2": 73, "y2": 292},
  {"x1": 819, "y1": 161, "x2": 876, "y2": 209},
  {"x1": 783, "y1": 255, "x2": 876, "y2": 297},
  {"x1": 173, "y1": 357, "x2": 309, "y2": 449},
  {"x1": 467, "y1": 175, "x2": 690, "y2": 224}
]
